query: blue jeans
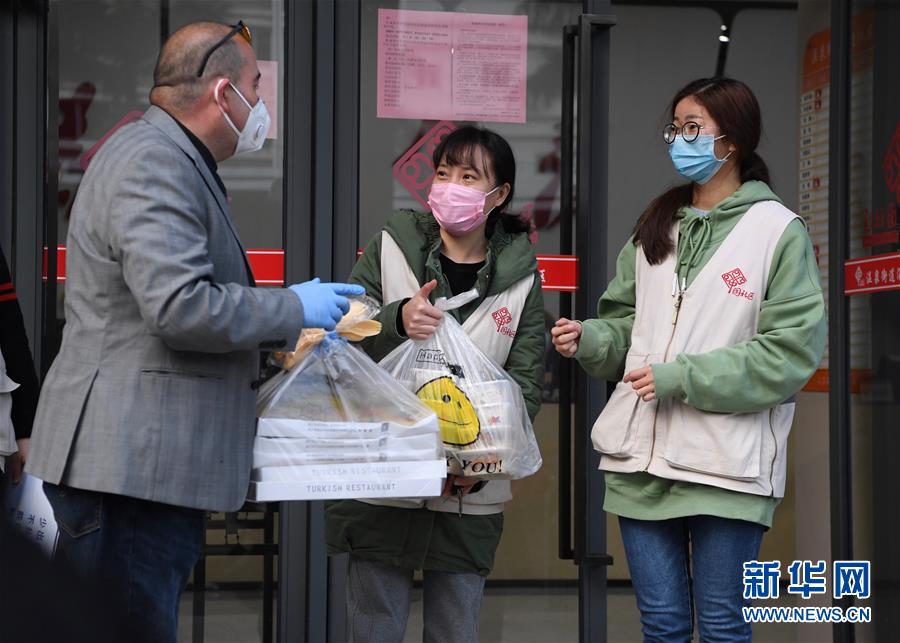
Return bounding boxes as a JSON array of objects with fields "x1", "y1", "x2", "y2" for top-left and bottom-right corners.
[
  {"x1": 44, "y1": 483, "x2": 205, "y2": 643},
  {"x1": 619, "y1": 515, "x2": 764, "y2": 643}
]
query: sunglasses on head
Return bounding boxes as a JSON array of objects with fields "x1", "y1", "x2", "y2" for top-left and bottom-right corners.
[{"x1": 196, "y1": 21, "x2": 252, "y2": 78}]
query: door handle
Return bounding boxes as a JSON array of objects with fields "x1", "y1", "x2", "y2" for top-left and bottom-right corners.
[{"x1": 557, "y1": 23, "x2": 577, "y2": 562}]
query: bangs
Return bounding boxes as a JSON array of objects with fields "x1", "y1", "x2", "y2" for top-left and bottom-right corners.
[
  {"x1": 429, "y1": 125, "x2": 517, "y2": 217},
  {"x1": 434, "y1": 137, "x2": 494, "y2": 181}
]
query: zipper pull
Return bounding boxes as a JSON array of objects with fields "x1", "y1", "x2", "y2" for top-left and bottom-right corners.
[
  {"x1": 671, "y1": 273, "x2": 685, "y2": 325},
  {"x1": 672, "y1": 292, "x2": 683, "y2": 325}
]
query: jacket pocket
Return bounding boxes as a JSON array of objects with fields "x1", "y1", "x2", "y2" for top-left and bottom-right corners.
[
  {"x1": 138, "y1": 369, "x2": 232, "y2": 456},
  {"x1": 140, "y1": 368, "x2": 223, "y2": 381},
  {"x1": 663, "y1": 403, "x2": 763, "y2": 481},
  {"x1": 768, "y1": 402, "x2": 795, "y2": 497},
  {"x1": 591, "y1": 353, "x2": 648, "y2": 458}
]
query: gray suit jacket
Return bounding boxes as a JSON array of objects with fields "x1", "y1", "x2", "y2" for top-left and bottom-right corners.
[{"x1": 28, "y1": 106, "x2": 303, "y2": 511}]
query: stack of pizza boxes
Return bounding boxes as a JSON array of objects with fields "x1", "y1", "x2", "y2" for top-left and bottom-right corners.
[{"x1": 248, "y1": 298, "x2": 445, "y2": 502}]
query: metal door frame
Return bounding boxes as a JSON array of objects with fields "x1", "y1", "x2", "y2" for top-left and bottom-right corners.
[
  {"x1": 0, "y1": 0, "x2": 57, "y2": 377},
  {"x1": 279, "y1": 1, "x2": 360, "y2": 641}
]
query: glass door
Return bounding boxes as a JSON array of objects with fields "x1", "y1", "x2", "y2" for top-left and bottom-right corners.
[
  {"x1": 329, "y1": 2, "x2": 615, "y2": 641},
  {"x1": 844, "y1": 1, "x2": 899, "y2": 640}
]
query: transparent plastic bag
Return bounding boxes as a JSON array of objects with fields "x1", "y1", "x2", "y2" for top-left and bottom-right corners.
[
  {"x1": 250, "y1": 297, "x2": 445, "y2": 501},
  {"x1": 379, "y1": 290, "x2": 542, "y2": 480}
]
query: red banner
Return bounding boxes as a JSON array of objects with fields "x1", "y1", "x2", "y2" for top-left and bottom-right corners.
[
  {"x1": 244, "y1": 250, "x2": 285, "y2": 286},
  {"x1": 45, "y1": 246, "x2": 579, "y2": 292},
  {"x1": 44, "y1": 246, "x2": 286, "y2": 286},
  {"x1": 803, "y1": 368, "x2": 872, "y2": 394},
  {"x1": 534, "y1": 254, "x2": 578, "y2": 292},
  {"x1": 844, "y1": 252, "x2": 900, "y2": 295}
]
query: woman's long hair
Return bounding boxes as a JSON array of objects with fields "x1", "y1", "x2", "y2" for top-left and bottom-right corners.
[
  {"x1": 431, "y1": 125, "x2": 529, "y2": 234},
  {"x1": 634, "y1": 77, "x2": 771, "y2": 264}
]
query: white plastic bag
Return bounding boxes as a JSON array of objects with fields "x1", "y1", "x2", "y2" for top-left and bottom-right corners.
[
  {"x1": 249, "y1": 297, "x2": 445, "y2": 501},
  {"x1": 379, "y1": 290, "x2": 542, "y2": 480}
]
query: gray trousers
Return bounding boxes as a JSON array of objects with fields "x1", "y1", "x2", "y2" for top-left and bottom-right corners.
[{"x1": 347, "y1": 555, "x2": 486, "y2": 643}]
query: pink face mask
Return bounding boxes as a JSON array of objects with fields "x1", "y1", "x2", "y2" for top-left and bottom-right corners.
[{"x1": 427, "y1": 182, "x2": 500, "y2": 236}]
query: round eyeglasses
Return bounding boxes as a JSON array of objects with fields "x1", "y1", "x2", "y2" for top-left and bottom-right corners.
[{"x1": 663, "y1": 121, "x2": 704, "y2": 144}]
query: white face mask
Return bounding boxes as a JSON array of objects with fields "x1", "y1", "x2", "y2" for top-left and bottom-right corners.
[{"x1": 217, "y1": 81, "x2": 271, "y2": 156}]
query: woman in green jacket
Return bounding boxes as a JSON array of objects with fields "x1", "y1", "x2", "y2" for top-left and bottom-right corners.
[
  {"x1": 553, "y1": 78, "x2": 826, "y2": 641},
  {"x1": 326, "y1": 126, "x2": 545, "y2": 642}
]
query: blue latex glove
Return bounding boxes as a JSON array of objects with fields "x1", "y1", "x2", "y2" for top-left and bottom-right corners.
[{"x1": 288, "y1": 278, "x2": 366, "y2": 331}]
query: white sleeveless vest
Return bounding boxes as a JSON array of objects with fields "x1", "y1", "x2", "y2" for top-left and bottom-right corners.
[
  {"x1": 369, "y1": 230, "x2": 534, "y2": 515},
  {"x1": 592, "y1": 201, "x2": 799, "y2": 497}
]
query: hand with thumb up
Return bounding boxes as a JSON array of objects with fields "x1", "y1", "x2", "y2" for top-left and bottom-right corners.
[{"x1": 401, "y1": 280, "x2": 443, "y2": 340}]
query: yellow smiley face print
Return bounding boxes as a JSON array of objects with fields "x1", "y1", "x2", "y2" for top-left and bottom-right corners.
[{"x1": 416, "y1": 376, "x2": 480, "y2": 447}]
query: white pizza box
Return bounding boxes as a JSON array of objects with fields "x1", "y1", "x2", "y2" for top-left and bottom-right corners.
[
  {"x1": 252, "y1": 446, "x2": 441, "y2": 469},
  {"x1": 253, "y1": 431, "x2": 440, "y2": 455},
  {"x1": 256, "y1": 416, "x2": 438, "y2": 441},
  {"x1": 248, "y1": 477, "x2": 442, "y2": 502},
  {"x1": 251, "y1": 458, "x2": 444, "y2": 482},
  {"x1": 252, "y1": 432, "x2": 441, "y2": 468},
  {"x1": 247, "y1": 459, "x2": 445, "y2": 501}
]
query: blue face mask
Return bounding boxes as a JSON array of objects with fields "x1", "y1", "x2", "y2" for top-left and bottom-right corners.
[{"x1": 668, "y1": 134, "x2": 732, "y2": 185}]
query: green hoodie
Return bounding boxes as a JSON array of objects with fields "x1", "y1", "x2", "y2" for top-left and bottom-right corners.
[{"x1": 574, "y1": 181, "x2": 826, "y2": 527}]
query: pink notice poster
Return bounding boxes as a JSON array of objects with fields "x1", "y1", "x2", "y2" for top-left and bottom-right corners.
[
  {"x1": 377, "y1": 9, "x2": 527, "y2": 123},
  {"x1": 257, "y1": 60, "x2": 278, "y2": 139}
]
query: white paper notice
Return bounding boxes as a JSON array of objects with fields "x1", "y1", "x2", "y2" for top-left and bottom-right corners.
[
  {"x1": 257, "y1": 60, "x2": 279, "y2": 139},
  {"x1": 4, "y1": 473, "x2": 59, "y2": 557},
  {"x1": 377, "y1": 9, "x2": 527, "y2": 123}
]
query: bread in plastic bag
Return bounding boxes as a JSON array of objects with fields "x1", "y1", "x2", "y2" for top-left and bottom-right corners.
[
  {"x1": 249, "y1": 296, "x2": 445, "y2": 501},
  {"x1": 378, "y1": 290, "x2": 542, "y2": 480}
]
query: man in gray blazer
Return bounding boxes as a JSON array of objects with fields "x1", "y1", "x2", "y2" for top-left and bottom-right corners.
[{"x1": 26, "y1": 21, "x2": 363, "y2": 642}]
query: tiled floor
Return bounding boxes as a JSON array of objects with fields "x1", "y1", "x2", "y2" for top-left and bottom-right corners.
[{"x1": 178, "y1": 586, "x2": 803, "y2": 642}]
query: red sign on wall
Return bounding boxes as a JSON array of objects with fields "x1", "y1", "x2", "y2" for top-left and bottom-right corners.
[
  {"x1": 44, "y1": 246, "x2": 287, "y2": 287},
  {"x1": 844, "y1": 252, "x2": 900, "y2": 295},
  {"x1": 392, "y1": 121, "x2": 456, "y2": 210},
  {"x1": 534, "y1": 254, "x2": 578, "y2": 292},
  {"x1": 45, "y1": 246, "x2": 579, "y2": 292}
]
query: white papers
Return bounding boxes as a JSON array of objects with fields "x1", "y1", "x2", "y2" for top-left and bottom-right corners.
[{"x1": 4, "y1": 473, "x2": 59, "y2": 557}]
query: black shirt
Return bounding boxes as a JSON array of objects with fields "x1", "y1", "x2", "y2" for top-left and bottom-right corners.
[
  {"x1": 174, "y1": 119, "x2": 228, "y2": 198},
  {"x1": 439, "y1": 253, "x2": 485, "y2": 296},
  {"x1": 433, "y1": 253, "x2": 490, "y2": 494},
  {"x1": 395, "y1": 253, "x2": 486, "y2": 338},
  {"x1": 172, "y1": 118, "x2": 256, "y2": 290}
]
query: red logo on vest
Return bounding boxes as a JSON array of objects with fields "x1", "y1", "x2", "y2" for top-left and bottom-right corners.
[
  {"x1": 721, "y1": 268, "x2": 755, "y2": 301},
  {"x1": 491, "y1": 307, "x2": 517, "y2": 337}
]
